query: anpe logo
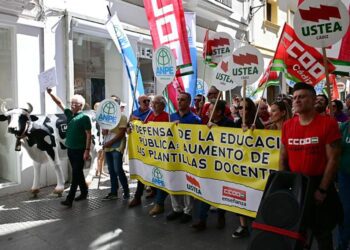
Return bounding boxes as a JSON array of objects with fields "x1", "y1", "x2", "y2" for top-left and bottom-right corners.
[
  {"x1": 186, "y1": 175, "x2": 201, "y2": 195},
  {"x1": 288, "y1": 137, "x2": 319, "y2": 145},
  {"x1": 157, "y1": 48, "x2": 171, "y2": 66},
  {"x1": 152, "y1": 168, "x2": 165, "y2": 187},
  {"x1": 152, "y1": 46, "x2": 176, "y2": 86},
  {"x1": 222, "y1": 186, "x2": 246, "y2": 201},
  {"x1": 98, "y1": 101, "x2": 117, "y2": 124}
]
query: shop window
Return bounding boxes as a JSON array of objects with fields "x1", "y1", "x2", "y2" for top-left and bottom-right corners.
[{"x1": 73, "y1": 33, "x2": 124, "y2": 109}]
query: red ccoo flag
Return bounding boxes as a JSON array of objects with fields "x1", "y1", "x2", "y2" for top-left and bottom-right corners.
[
  {"x1": 299, "y1": 5, "x2": 341, "y2": 22},
  {"x1": 233, "y1": 53, "x2": 258, "y2": 66}
]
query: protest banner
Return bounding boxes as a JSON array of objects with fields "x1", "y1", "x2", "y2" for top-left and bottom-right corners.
[{"x1": 128, "y1": 121, "x2": 281, "y2": 218}]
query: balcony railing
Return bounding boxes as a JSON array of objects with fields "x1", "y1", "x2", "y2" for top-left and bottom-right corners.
[{"x1": 214, "y1": 0, "x2": 232, "y2": 8}]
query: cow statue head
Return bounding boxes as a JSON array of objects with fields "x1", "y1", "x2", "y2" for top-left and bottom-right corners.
[{"x1": 0, "y1": 102, "x2": 38, "y2": 151}]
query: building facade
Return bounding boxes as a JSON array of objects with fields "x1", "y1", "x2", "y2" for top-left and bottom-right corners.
[{"x1": 0, "y1": 0, "x2": 252, "y2": 195}]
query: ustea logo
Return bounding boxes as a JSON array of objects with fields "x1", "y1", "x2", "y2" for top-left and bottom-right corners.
[
  {"x1": 232, "y1": 53, "x2": 259, "y2": 76},
  {"x1": 152, "y1": 168, "x2": 165, "y2": 187},
  {"x1": 294, "y1": 0, "x2": 349, "y2": 48},
  {"x1": 186, "y1": 175, "x2": 201, "y2": 195}
]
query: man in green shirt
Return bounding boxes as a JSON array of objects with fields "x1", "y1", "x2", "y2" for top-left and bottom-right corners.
[{"x1": 47, "y1": 88, "x2": 92, "y2": 208}]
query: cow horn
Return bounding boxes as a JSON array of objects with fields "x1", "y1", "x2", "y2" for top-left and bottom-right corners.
[
  {"x1": 26, "y1": 103, "x2": 33, "y2": 113},
  {"x1": 0, "y1": 102, "x2": 8, "y2": 113}
]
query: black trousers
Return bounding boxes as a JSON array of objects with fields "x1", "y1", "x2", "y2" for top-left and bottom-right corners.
[
  {"x1": 308, "y1": 177, "x2": 343, "y2": 250},
  {"x1": 66, "y1": 148, "x2": 88, "y2": 202}
]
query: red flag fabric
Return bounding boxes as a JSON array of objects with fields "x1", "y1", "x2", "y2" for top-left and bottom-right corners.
[
  {"x1": 329, "y1": 74, "x2": 340, "y2": 100},
  {"x1": 144, "y1": 0, "x2": 193, "y2": 111},
  {"x1": 258, "y1": 59, "x2": 279, "y2": 88},
  {"x1": 274, "y1": 24, "x2": 335, "y2": 86},
  {"x1": 338, "y1": 5, "x2": 350, "y2": 61}
]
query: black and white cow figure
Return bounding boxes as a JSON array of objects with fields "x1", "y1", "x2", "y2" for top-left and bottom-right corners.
[{"x1": 0, "y1": 102, "x2": 98, "y2": 197}]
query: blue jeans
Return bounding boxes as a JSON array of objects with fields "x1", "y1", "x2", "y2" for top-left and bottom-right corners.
[
  {"x1": 337, "y1": 171, "x2": 350, "y2": 250},
  {"x1": 105, "y1": 151, "x2": 129, "y2": 195}
]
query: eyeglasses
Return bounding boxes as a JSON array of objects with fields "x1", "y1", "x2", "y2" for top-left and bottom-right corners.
[
  {"x1": 237, "y1": 106, "x2": 249, "y2": 110},
  {"x1": 71, "y1": 102, "x2": 82, "y2": 106},
  {"x1": 177, "y1": 98, "x2": 187, "y2": 102},
  {"x1": 142, "y1": 99, "x2": 150, "y2": 104}
]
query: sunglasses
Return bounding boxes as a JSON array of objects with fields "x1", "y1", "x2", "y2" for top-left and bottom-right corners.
[
  {"x1": 237, "y1": 106, "x2": 249, "y2": 110},
  {"x1": 142, "y1": 99, "x2": 150, "y2": 104},
  {"x1": 194, "y1": 99, "x2": 202, "y2": 102}
]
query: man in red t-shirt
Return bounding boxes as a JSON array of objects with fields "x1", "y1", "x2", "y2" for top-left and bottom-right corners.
[{"x1": 280, "y1": 82, "x2": 342, "y2": 250}]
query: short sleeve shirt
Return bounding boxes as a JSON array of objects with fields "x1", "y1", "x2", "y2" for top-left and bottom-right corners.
[
  {"x1": 133, "y1": 108, "x2": 152, "y2": 122},
  {"x1": 145, "y1": 111, "x2": 169, "y2": 122},
  {"x1": 104, "y1": 114, "x2": 128, "y2": 153},
  {"x1": 282, "y1": 114, "x2": 341, "y2": 176},
  {"x1": 170, "y1": 111, "x2": 202, "y2": 124},
  {"x1": 64, "y1": 109, "x2": 92, "y2": 150}
]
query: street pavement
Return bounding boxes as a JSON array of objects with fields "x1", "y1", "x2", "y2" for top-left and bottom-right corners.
[{"x1": 0, "y1": 167, "x2": 321, "y2": 250}]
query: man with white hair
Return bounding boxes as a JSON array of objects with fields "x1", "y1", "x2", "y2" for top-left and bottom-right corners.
[{"x1": 47, "y1": 88, "x2": 92, "y2": 208}]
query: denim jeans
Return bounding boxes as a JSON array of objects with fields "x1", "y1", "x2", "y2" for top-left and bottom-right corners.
[
  {"x1": 337, "y1": 171, "x2": 350, "y2": 250},
  {"x1": 66, "y1": 148, "x2": 88, "y2": 202},
  {"x1": 105, "y1": 151, "x2": 129, "y2": 195}
]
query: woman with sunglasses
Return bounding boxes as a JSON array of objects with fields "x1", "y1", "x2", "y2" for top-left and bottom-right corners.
[
  {"x1": 267, "y1": 100, "x2": 292, "y2": 130},
  {"x1": 232, "y1": 98, "x2": 264, "y2": 239}
]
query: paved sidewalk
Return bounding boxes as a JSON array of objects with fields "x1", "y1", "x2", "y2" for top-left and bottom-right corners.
[{"x1": 0, "y1": 172, "x2": 321, "y2": 250}]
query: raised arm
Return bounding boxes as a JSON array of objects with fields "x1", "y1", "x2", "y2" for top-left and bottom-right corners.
[{"x1": 47, "y1": 88, "x2": 65, "y2": 112}]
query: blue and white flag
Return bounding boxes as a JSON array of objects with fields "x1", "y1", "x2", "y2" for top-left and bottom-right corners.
[
  {"x1": 183, "y1": 12, "x2": 197, "y2": 102},
  {"x1": 106, "y1": 14, "x2": 144, "y2": 110}
]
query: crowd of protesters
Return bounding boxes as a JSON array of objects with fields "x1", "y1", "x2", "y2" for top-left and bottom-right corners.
[{"x1": 57, "y1": 84, "x2": 350, "y2": 250}]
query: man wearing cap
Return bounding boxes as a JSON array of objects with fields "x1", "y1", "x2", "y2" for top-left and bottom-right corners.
[{"x1": 280, "y1": 82, "x2": 342, "y2": 250}]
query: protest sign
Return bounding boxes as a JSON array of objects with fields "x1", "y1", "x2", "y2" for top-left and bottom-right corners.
[
  {"x1": 152, "y1": 46, "x2": 176, "y2": 91},
  {"x1": 128, "y1": 121, "x2": 281, "y2": 218},
  {"x1": 96, "y1": 98, "x2": 121, "y2": 130},
  {"x1": 38, "y1": 67, "x2": 58, "y2": 93},
  {"x1": 294, "y1": 0, "x2": 349, "y2": 48}
]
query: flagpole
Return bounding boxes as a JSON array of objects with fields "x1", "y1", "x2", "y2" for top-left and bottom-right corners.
[
  {"x1": 322, "y1": 47, "x2": 334, "y2": 115},
  {"x1": 253, "y1": 71, "x2": 270, "y2": 126},
  {"x1": 208, "y1": 92, "x2": 221, "y2": 123},
  {"x1": 242, "y1": 80, "x2": 247, "y2": 127},
  {"x1": 129, "y1": 56, "x2": 141, "y2": 121}
]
